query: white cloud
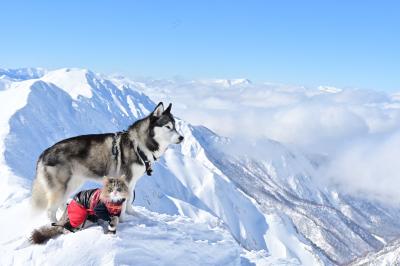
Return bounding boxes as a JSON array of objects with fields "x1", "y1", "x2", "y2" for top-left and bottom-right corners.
[
  {"x1": 322, "y1": 130, "x2": 400, "y2": 204},
  {"x1": 116, "y1": 76, "x2": 400, "y2": 204}
]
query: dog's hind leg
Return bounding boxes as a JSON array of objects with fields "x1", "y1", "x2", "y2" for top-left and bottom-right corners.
[
  {"x1": 44, "y1": 166, "x2": 74, "y2": 222},
  {"x1": 31, "y1": 161, "x2": 50, "y2": 210},
  {"x1": 46, "y1": 190, "x2": 64, "y2": 222}
]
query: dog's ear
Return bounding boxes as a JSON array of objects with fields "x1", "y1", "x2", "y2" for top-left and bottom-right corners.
[
  {"x1": 163, "y1": 103, "x2": 172, "y2": 114},
  {"x1": 151, "y1": 102, "x2": 164, "y2": 117},
  {"x1": 103, "y1": 176, "x2": 111, "y2": 184}
]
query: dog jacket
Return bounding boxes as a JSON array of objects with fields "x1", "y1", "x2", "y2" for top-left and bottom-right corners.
[{"x1": 66, "y1": 188, "x2": 124, "y2": 228}]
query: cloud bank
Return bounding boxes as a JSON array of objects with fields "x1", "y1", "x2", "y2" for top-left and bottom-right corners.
[
  {"x1": 114, "y1": 76, "x2": 400, "y2": 204},
  {"x1": 322, "y1": 130, "x2": 400, "y2": 205}
]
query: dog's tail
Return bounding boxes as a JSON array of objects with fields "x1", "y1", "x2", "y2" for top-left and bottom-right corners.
[{"x1": 30, "y1": 225, "x2": 65, "y2": 244}]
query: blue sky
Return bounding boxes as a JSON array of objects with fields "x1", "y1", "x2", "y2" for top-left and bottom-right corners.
[{"x1": 1, "y1": 0, "x2": 399, "y2": 91}]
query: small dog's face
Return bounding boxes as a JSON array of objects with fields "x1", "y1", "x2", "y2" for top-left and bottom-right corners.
[
  {"x1": 150, "y1": 103, "x2": 184, "y2": 147},
  {"x1": 101, "y1": 176, "x2": 129, "y2": 203}
]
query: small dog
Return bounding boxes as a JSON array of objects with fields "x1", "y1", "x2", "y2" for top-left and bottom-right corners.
[
  {"x1": 31, "y1": 176, "x2": 129, "y2": 244},
  {"x1": 31, "y1": 102, "x2": 184, "y2": 221}
]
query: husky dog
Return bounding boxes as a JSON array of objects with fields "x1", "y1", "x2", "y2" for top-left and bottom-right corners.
[{"x1": 31, "y1": 102, "x2": 184, "y2": 221}]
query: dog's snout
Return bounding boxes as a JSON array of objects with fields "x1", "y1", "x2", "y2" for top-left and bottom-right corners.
[{"x1": 178, "y1": 136, "x2": 184, "y2": 142}]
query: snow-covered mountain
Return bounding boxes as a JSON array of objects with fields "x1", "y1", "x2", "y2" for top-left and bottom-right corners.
[
  {"x1": 0, "y1": 67, "x2": 399, "y2": 265},
  {"x1": 350, "y1": 239, "x2": 400, "y2": 266}
]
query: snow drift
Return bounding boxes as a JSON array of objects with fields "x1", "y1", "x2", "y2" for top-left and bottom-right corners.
[{"x1": 0, "y1": 67, "x2": 399, "y2": 265}]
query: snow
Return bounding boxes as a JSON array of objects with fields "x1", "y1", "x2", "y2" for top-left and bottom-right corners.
[
  {"x1": 350, "y1": 239, "x2": 400, "y2": 266},
  {"x1": 1, "y1": 67, "x2": 400, "y2": 265},
  {"x1": 0, "y1": 202, "x2": 241, "y2": 266},
  {"x1": 0, "y1": 80, "x2": 35, "y2": 203},
  {"x1": 0, "y1": 68, "x2": 263, "y2": 265},
  {"x1": 41, "y1": 68, "x2": 94, "y2": 100},
  {"x1": 0, "y1": 68, "x2": 46, "y2": 81},
  {"x1": 202, "y1": 78, "x2": 252, "y2": 88}
]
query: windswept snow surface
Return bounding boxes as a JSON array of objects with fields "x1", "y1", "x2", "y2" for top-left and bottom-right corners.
[
  {"x1": 0, "y1": 79, "x2": 35, "y2": 204},
  {"x1": 41, "y1": 68, "x2": 94, "y2": 99},
  {"x1": 0, "y1": 68, "x2": 279, "y2": 265},
  {"x1": 1, "y1": 68, "x2": 400, "y2": 265},
  {"x1": 0, "y1": 201, "x2": 241, "y2": 266}
]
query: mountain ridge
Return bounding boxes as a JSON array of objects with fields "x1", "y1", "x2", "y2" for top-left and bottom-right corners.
[{"x1": 0, "y1": 67, "x2": 399, "y2": 265}]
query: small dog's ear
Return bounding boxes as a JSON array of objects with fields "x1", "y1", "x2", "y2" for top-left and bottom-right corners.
[
  {"x1": 163, "y1": 103, "x2": 172, "y2": 114},
  {"x1": 151, "y1": 102, "x2": 164, "y2": 117},
  {"x1": 103, "y1": 176, "x2": 111, "y2": 183}
]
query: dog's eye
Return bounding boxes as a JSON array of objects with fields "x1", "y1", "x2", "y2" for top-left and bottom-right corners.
[{"x1": 165, "y1": 125, "x2": 172, "y2": 130}]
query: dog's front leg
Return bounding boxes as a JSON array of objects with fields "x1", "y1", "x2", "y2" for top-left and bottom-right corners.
[
  {"x1": 119, "y1": 201, "x2": 128, "y2": 222},
  {"x1": 119, "y1": 192, "x2": 135, "y2": 222},
  {"x1": 107, "y1": 216, "x2": 119, "y2": 234},
  {"x1": 125, "y1": 189, "x2": 136, "y2": 216}
]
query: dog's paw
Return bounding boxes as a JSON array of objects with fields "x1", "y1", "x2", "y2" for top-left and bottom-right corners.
[{"x1": 107, "y1": 230, "x2": 116, "y2": 235}]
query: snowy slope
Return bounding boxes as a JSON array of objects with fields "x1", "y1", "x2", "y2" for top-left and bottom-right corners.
[
  {"x1": 0, "y1": 68, "x2": 250, "y2": 265},
  {"x1": 350, "y1": 239, "x2": 400, "y2": 266},
  {"x1": 189, "y1": 126, "x2": 400, "y2": 265},
  {"x1": 0, "y1": 201, "x2": 241, "y2": 266},
  {"x1": 0, "y1": 68, "x2": 290, "y2": 265},
  {"x1": 1, "y1": 68, "x2": 400, "y2": 265}
]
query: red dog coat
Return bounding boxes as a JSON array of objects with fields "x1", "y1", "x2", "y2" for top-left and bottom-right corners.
[{"x1": 66, "y1": 189, "x2": 124, "y2": 228}]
